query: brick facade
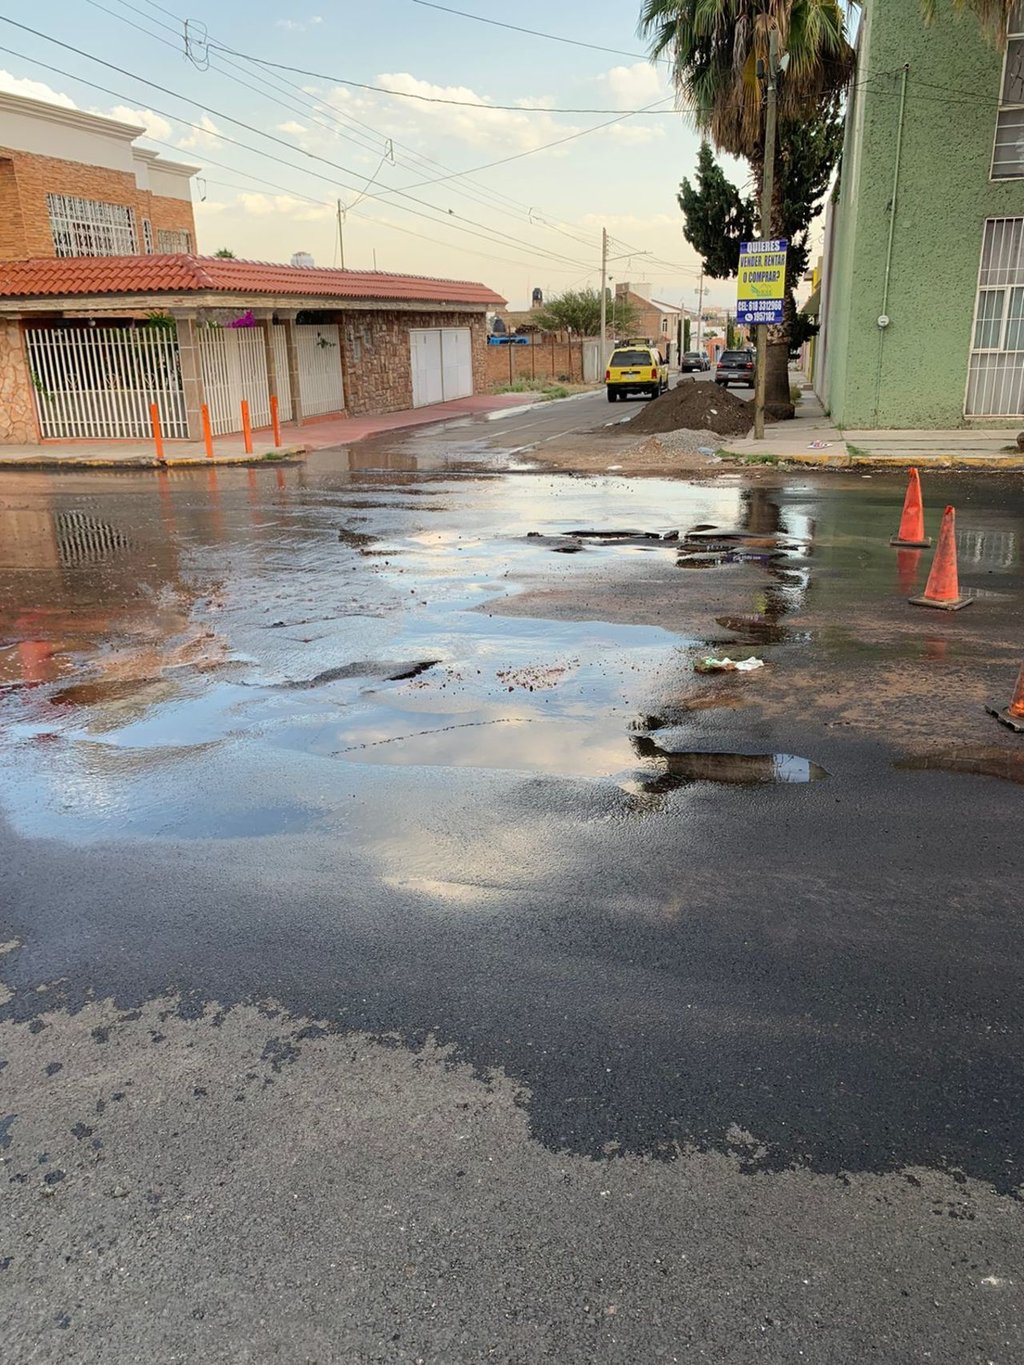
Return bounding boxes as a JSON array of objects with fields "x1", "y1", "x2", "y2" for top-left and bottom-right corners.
[
  {"x1": 484, "y1": 336, "x2": 590, "y2": 387},
  {"x1": 340, "y1": 309, "x2": 488, "y2": 415},
  {"x1": 0, "y1": 146, "x2": 197, "y2": 261}
]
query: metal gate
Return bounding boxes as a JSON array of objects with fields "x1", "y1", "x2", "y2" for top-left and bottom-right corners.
[
  {"x1": 296, "y1": 324, "x2": 344, "y2": 416},
  {"x1": 410, "y1": 327, "x2": 472, "y2": 408},
  {"x1": 198, "y1": 326, "x2": 272, "y2": 436},
  {"x1": 25, "y1": 324, "x2": 187, "y2": 440}
]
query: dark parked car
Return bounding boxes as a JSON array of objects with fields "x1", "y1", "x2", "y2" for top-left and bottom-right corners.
[
  {"x1": 715, "y1": 349, "x2": 756, "y2": 388},
  {"x1": 680, "y1": 351, "x2": 707, "y2": 373}
]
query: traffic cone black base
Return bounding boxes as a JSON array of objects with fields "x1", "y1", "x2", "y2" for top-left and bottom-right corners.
[
  {"x1": 909, "y1": 594, "x2": 973, "y2": 611},
  {"x1": 985, "y1": 702, "x2": 1024, "y2": 733},
  {"x1": 890, "y1": 534, "x2": 932, "y2": 548}
]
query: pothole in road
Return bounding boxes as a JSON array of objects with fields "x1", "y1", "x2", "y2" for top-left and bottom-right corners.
[{"x1": 631, "y1": 736, "x2": 830, "y2": 787}]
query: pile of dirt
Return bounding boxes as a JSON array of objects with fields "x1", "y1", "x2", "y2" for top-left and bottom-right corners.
[{"x1": 627, "y1": 379, "x2": 753, "y2": 437}]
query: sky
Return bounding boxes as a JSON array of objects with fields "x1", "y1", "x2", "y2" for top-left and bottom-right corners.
[{"x1": 0, "y1": 1, "x2": 770, "y2": 310}]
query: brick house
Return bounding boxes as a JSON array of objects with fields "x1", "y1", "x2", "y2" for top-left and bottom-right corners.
[
  {"x1": 0, "y1": 255, "x2": 505, "y2": 444},
  {"x1": 0, "y1": 90, "x2": 198, "y2": 261},
  {"x1": 613, "y1": 282, "x2": 682, "y2": 354}
]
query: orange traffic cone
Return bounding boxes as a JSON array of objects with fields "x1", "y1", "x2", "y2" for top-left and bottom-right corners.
[
  {"x1": 909, "y1": 506, "x2": 973, "y2": 611},
  {"x1": 986, "y1": 661, "x2": 1024, "y2": 732},
  {"x1": 890, "y1": 467, "x2": 931, "y2": 547}
]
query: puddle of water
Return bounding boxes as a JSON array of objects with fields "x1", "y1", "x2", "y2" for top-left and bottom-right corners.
[
  {"x1": 631, "y1": 735, "x2": 829, "y2": 787},
  {"x1": 895, "y1": 751, "x2": 1024, "y2": 786}
]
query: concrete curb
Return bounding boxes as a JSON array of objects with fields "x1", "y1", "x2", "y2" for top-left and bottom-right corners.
[
  {"x1": 719, "y1": 449, "x2": 1024, "y2": 470},
  {"x1": 0, "y1": 446, "x2": 309, "y2": 471}
]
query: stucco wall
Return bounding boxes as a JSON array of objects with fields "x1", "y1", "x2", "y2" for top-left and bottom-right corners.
[{"x1": 823, "y1": 1, "x2": 1024, "y2": 427}]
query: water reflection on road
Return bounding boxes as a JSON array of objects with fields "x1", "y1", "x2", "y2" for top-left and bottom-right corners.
[{"x1": 1, "y1": 449, "x2": 1022, "y2": 844}]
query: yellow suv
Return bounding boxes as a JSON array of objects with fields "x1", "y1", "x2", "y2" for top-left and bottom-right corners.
[{"x1": 605, "y1": 344, "x2": 669, "y2": 403}]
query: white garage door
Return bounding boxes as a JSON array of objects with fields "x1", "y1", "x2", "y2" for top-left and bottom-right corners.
[{"x1": 410, "y1": 327, "x2": 473, "y2": 408}]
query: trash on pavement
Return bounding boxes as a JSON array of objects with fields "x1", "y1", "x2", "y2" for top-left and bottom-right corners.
[{"x1": 694, "y1": 656, "x2": 765, "y2": 674}]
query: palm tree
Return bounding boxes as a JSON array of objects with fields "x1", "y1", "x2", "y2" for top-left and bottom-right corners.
[
  {"x1": 639, "y1": 1, "x2": 854, "y2": 415},
  {"x1": 920, "y1": 1, "x2": 1015, "y2": 43},
  {"x1": 640, "y1": 0, "x2": 853, "y2": 210}
]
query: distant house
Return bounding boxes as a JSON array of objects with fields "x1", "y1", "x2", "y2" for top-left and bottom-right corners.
[
  {"x1": 819, "y1": 0, "x2": 1024, "y2": 426},
  {"x1": 613, "y1": 282, "x2": 682, "y2": 353}
]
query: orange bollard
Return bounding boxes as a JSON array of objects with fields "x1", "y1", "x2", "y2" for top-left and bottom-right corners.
[
  {"x1": 241, "y1": 399, "x2": 253, "y2": 454},
  {"x1": 150, "y1": 402, "x2": 165, "y2": 462},
  {"x1": 890, "y1": 467, "x2": 931, "y2": 547},
  {"x1": 201, "y1": 403, "x2": 214, "y2": 459},
  {"x1": 909, "y1": 505, "x2": 973, "y2": 611},
  {"x1": 987, "y1": 660, "x2": 1024, "y2": 732},
  {"x1": 270, "y1": 393, "x2": 282, "y2": 448}
]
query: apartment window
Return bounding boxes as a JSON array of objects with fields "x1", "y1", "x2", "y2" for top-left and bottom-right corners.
[
  {"x1": 966, "y1": 217, "x2": 1024, "y2": 414},
  {"x1": 157, "y1": 228, "x2": 191, "y2": 253},
  {"x1": 660, "y1": 317, "x2": 669, "y2": 334},
  {"x1": 47, "y1": 193, "x2": 137, "y2": 257},
  {"x1": 143, "y1": 219, "x2": 153, "y2": 253},
  {"x1": 993, "y1": 4, "x2": 1024, "y2": 177}
]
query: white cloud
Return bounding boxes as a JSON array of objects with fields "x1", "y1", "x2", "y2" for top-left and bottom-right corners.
[
  {"x1": 596, "y1": 62, "x2": 666, "y2": 111},
  {"x1": 277, "y1": 120, "x2": 308, "y2": 136},
  {"x1": 606, "y1": 123, "x2": 666, "y2": 146},
  {"x1": 236, "y1": 192, "x2": 332, "y2": 223},
  {"x1": 177, "y1": 113, "x2": 222, "y2": 150},
  {"x1": 107, "y1": 105, "x2": 173, "y2": 142},
  {"x1": 0, "y1": 68, "x2": 76, "y2": 107},
  {"x1": 276, "y1": 15, "x2": 323, "y2": 31},
  {"x1": 373, "y1": 72, "x2": 581, "y2": 153}
]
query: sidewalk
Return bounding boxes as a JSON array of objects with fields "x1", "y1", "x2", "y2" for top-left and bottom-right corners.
[
  {"x1": 720, "y1": 382, "x2": 1024, "y2": 468},
  {"x1": 0, "y1": 392, "x2": 537, "y2": 469}
]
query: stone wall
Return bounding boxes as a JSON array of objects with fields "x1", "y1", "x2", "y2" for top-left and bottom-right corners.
[
  {"x1": 0, "y1": 146, "x2": 197, "y2": 260},
  {"x1": 340, "y1": 310, "x2": 488, "y2": 415},
  {"x1": 0, "y1": 320, "x2": 39, "y2": 443}
]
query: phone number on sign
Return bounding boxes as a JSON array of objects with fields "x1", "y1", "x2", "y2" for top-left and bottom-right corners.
[{"x1": 742, "y1": 312, "x2": 782, "y2": 323}]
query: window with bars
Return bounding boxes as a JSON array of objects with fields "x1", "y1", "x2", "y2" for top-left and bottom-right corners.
[
  {"x1": 966, "y1": 217, "x2": 1024, "y2": 415},
  {"x1": 47, "y1": 194, "x2": 138, "y2": 257},
  {"x1": 143, "y1": 219, "x2": 153, "y2": 253},
  {"x1": 993, "y1": 3, "x2": 1024, "y2": 177},
  {"x1": 157, "y1": 228, "x2": 191, "y2": 253}
]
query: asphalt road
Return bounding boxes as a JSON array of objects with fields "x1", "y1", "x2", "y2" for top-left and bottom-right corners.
[{"x1": 1, "y1": 404, "x2": 1024, "y2": 1363}]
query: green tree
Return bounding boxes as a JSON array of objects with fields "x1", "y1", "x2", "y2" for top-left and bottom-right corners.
[
  {"x1": 536, "y1": 287, "x2": 638, "y2": 337},
  {"x1": 683, "y1": 317, "x2": 691, "y2": 351},
  {"x1": 640, "y1": 0, "x2": 854, "y2": 416},
  {"x1": 678, "y1": 142, "x2": 756, "y2": 280},
  {"x1": 214, "y1": 247, "x2": 237, "y2": 259}
]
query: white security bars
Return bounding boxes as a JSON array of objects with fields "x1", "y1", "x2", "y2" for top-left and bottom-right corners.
[
  {"x1": 993, "y1": 3, "x2": 1024, "y2": 177},
  {"x1": 295, "y1": 324, "x2": 344, "y2": 416},
  {"x1": 25, "y1": 324, "x2": 187, "y2": 439},
  {"x1": 966, "y1": 216, "x2": 1024, "y2": 416},
  {"x1": 47, "y1": 194, "x2": 138, "y2": 257}
]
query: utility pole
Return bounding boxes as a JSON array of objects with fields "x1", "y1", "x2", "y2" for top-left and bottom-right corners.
[
  {"x1": 336, "y1": 200, "x2": 346, "y2": 270},
  {"x1": 695, "y1": 267, "x2": 704, "y2": 359},
  {"x1": 600, "y1": 227, "x2": 608, "y2": 362},
  {"x1": 754, "y1": 29, "x2": 782, "y2": 441}
]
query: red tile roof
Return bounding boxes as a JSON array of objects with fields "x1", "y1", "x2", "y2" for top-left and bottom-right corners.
[{"x1": 0, "y1": 255, "x2": 506, "y2": 306}]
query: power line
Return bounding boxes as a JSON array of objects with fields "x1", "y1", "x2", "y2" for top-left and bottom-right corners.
[
  {"x1": 208, "y1": 40, "x2": 683, "y2": 115},
  {"x1": 0, "y1": 19, "x2": 606, "y2": 274},
  {"x1": 84, "y1": 0, "x2": 625, "y2": 246},
  {"x1": 411, "y1": 1, "x2": 672, "y2": 66}
]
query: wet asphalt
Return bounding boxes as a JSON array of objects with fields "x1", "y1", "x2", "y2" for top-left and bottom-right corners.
[{"x1": 1, "y1": 398, "x2": 1024, "y2": 1363}]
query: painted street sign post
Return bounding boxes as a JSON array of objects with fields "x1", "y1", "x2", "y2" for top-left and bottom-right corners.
[{"x1": 737, "y1": 238, "x2": 788, "y2": 326}]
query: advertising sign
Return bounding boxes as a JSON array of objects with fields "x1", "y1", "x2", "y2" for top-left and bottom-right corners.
[{"x1": 737, "y1": 238, "x2": 788, "y2": 326}]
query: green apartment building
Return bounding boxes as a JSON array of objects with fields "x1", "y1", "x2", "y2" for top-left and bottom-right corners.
[{"x1": 820, "y1": 0, "x2": 1024, "y2": 427}]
